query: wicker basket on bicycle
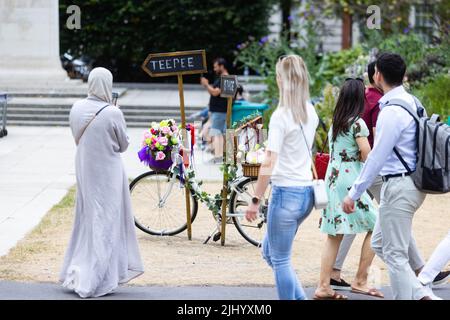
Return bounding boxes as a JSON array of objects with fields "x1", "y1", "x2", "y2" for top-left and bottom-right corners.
[
  {"x1": 241, "y1": 162, "x2": 261, "y2": 177},
  {"x1": 233, "y1": 115, "x2": 265, "y2": 178}
]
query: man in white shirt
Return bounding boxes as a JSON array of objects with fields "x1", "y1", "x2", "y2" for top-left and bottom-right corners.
[{"x1": 342, "y1": 53, "x2": 435, "y2": 300}]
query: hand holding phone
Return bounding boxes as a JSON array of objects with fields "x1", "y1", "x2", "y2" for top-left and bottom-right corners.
[{"x1": 112, "y1": 92, "x2": 119, "y2": 106}]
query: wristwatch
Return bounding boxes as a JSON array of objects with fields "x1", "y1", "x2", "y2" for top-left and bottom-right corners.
[{"x1": 251, "y1": 197, "x2": 260, "y2": 205}]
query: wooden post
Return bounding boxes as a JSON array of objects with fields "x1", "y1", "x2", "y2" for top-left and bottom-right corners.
[
  {"x1": 178, "y1": 74, "x2": 192, "y2": 240},
  {"x1": 142, "y1": 50, "x2": 207, "y2": 242},
  {"x1": 220, "y1": 97, "x2": 233, "y2": 246}
]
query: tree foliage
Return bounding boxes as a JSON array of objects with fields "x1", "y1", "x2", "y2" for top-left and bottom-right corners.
[{"x1": 59, "y1": 0, "x2": 274, "y2": 82}]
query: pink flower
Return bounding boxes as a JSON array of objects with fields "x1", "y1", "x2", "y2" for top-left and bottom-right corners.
[
  {"x1": 143, "y1": 131, "x2": 152, "y2": 139},
  {"x1": 155, "y1": 151, "x2": 166, "y2": 160},
  {"x1": 158, "y1": 136, "x2": 168, "y2": 146},
  {"x1": 161, "y1": 126, "x2": 170, "y2": 135},
  {"x1": 172, "y1": 125, "x2": 178, "y2": 133}
]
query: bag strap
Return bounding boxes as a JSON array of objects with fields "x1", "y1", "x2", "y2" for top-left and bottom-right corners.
[
  {"x1": 386, "y1": 98, "x2": 423, "y2": 123},
  {"x1": 385, "y1": 97, "x2": 424, "y2": 174},
  {"x1": 299, "y1": 123, "x2": 319, "y2": 180},
  {"x1": 393, "y1": 148, "x2": 413, "y2": 174},
  {"x1": 75, "y1": 104, "x2": 110, "y2": 145}
]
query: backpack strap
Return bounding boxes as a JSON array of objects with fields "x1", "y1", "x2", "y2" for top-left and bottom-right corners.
[
  {"x1": 385, "y1": 97, "x2": 423, "y2": 174},
  {"x1": 385, "y1": 98, "x2": 422, "y2": 122}
]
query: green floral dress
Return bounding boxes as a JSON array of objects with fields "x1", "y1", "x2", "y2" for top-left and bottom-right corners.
[{"x1": 319, "y1": 118, "x2": 377, "y2": 236}]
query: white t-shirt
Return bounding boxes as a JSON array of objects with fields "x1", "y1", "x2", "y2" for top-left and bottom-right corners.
[{"x1": 266, "y1": 103, "x2": 319, "y2": 186}]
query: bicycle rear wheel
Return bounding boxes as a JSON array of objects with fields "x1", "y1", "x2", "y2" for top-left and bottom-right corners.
[
  {"x1": 229, "y1": 177, "x2": 271, "y2": 246},
  {"x1": 130, "y1": 170, "x2": 198, "y2": 236}
]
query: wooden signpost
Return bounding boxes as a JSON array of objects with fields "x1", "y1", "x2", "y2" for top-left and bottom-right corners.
[
  {"x1": 219, "y1": 75, "x2": 238, "y2": 246},
  {"x1": 142, "y1": 49, "x2": 207, "y2": 241}
]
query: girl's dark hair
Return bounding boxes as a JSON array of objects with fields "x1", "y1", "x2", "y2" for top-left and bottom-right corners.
[{"x1": 332, "y1": 79, "x2": 366, "y2": 142}]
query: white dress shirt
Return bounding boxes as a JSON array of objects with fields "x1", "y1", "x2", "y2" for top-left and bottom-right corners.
[{"x1": 348, "y1": 85, "x2": 419, "y2": 201}]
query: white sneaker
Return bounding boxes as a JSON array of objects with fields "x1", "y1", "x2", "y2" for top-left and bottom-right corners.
[{"x1": 421, "y1": 284, "x2": 443, "y2": 300}]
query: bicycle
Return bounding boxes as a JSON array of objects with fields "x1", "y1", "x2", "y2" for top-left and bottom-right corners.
[{"x1": 129, "y1": 143, "x2": 271, "y2": 247}]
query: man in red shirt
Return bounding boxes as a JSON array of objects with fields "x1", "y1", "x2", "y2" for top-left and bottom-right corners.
[{"x1": 362, "y1": 61, "x2": 383, "y2": 148}]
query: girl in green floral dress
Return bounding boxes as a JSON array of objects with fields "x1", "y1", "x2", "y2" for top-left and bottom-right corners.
[{"x1": 314, "y1": 78, "x2": 382, "y2": 300}]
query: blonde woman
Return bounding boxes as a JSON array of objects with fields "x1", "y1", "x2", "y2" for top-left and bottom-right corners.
[{"x1": 246, "y1": 55, "x2": 319, "y2": 300}]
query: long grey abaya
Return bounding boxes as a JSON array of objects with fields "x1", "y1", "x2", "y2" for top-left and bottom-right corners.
[{"x1": 59, "y1": 68, "x2": 144, "y2": 298}]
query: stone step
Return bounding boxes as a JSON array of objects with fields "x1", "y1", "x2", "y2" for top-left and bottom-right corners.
[
  {"x1": 3, "y1": 113, "x2": 190, "y2": 122},
  {"x1": 6, "y1": 104, "x2": 205, "y2": 111},
  {"x1": 4, "y1": 119, "x2": 154, "y2": 128},
  {"x1": 6, "y1": 87, "x2": 128, "y2": 98},
  {"x1": 4, "y1": 107, "x2": 204, "y2": 116}
]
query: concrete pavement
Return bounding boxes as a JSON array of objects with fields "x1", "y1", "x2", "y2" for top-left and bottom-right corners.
[
  {"x1": 0, "y1": 126, "x2": 221, "y2": 257},
  {"x1": 0, "y1": 281, "x2": 448, "y2": 300}
]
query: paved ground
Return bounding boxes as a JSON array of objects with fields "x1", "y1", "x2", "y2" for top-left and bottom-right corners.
[
  {"x1": 0, "y1": 126, "x2": 221, "y2": 257},
  {"x1": 0, "y1": 281, "x2": 448, "y2": 300}
]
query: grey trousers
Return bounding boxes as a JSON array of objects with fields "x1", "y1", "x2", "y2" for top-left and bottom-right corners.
[
  {"x1": 333, "y1": 175, "x2": 425, "y2": 273},
  {"x1": 371, "y1": 176, "x2": 427, "y2": 300}
]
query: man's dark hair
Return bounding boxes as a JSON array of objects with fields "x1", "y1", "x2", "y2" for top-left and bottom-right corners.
[
  {"x1": 367, "y1": 61, "x2": 376, "y2": 84},
  {"x1": 213, "y1": 57, "x2": 227, "y2": 69},
  {"x1": 375, "y1": 53, "x2": 406, "y2": 87},
  {"x1": 236, "y1": 84, "x2": 244, "y2": 96}
]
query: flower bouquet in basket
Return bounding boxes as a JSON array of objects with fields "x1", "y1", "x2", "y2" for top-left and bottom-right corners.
[
  {"x1": 138, "y1": 119, "x2": 180, "y2": 171},
  {"x1": 236, "y1": 142, "x2": 266, "y2": 177},
  {"x1": 233, "y1": 115, "x2": 267, "y2": 177}
]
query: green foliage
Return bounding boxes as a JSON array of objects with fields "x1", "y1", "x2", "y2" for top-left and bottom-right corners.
[
  {"x1": 59, "y1": 0, "x2": 274, "y2": 82},
  {"x1": 412, "y1": 74, "x2": 450, "y2": 117},
  {"x1": 376, "y1": 33, "x2": 427, "y2": 68},
  {"x1": 236, "y1": 27, "x2": 449, "y2": 138},
  {"x1": 315, "y1": 45, "x2": 366, "y2": 90},
  {"x1": 313, "y1": 84, "x2": 338, "y2": 153},
  {"x1": 321, "y1": 0, "x2": 412, "y2": 36},
  {"x1": 183, "y1": 164, "x2": 238, "y2": 217},
  {"x1": 231, "y1": 112, "x2": 263, "y2": 129}
]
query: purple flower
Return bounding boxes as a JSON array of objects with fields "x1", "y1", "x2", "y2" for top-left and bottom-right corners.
[
  {"x1": 288, "y1": 15, "x2": 293, "y2": 22},
  {"x1": 259, "y1": 36, "x2": 269, "y2": 45},
  {"x1": 237, "y1": 43, "x2": 243, "y2": 49},
  {"x1": 403, "y1": 27, "x2": 410, "y2": 34}
]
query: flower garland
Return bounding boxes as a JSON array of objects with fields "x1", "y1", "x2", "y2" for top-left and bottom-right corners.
[{"x1": 177, "y1": 164, "x2": 238, "y2": 216}]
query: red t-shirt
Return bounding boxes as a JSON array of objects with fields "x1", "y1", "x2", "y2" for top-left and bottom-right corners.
[{"x1": 362, "y1": 87, "x2": 383, "y2": 148}]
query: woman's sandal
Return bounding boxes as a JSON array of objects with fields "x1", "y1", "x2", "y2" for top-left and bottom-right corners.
[
  {"x1": 350, "y1": 287, "x2": 384, "y2": 298},
  {"x1": 313, "y1": 292, "x2": 348, "y2": 300}
]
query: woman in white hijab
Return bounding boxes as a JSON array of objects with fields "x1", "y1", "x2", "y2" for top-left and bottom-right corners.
[{"x1": 60, "y1": 67, "x2": 144, "y2": 298}]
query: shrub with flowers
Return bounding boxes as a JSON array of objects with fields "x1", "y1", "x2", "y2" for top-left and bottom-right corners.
[{"x1": 138, "y1": 119, "x2": 180, "y2": 170}]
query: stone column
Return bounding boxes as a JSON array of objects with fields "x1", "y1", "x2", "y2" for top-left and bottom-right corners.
[{"x1": 0, "y1": 0, "x2": 68, "y2": 85}]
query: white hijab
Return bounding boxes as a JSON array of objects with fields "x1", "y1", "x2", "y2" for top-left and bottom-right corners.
[{"x1": 88, "y1": 67, "x2": 113, "y2": 104}]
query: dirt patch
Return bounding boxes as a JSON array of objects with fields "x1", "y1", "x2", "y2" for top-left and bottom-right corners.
[{"x1": 0, "y1": 183, "x2": 449, "y2": 288}]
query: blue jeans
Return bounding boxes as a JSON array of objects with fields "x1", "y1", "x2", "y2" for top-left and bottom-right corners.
[
  {"x1": 209, "y1": 112, "x2": 227, "y2": 136},
  {"x1": 262, "y1": 185, "x2": 314, "y2": 300}
]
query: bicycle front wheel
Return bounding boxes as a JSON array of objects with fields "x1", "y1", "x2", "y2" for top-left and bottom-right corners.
[
  {"x1": 229, "y1": 177, "x2": 271, "y2": 246},
  {"x1": 130, "y1": 170, "x2": 198, "y2": 236}
]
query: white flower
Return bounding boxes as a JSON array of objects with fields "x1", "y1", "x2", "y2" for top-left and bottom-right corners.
[
  {"x1": 151, "y1": 122, "x2": 160, "y2": 129},
  {"x1": 238, "y1": 144, "x2": 246, "y2": 152}
]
